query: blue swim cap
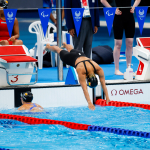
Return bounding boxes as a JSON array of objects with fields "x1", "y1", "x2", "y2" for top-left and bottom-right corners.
[
  {"x1": 87, "y1": 75, "x2": 98, "y2": 88},
  {"x1": 21, "y1": 91, "x2": 33, "y2": 102}
]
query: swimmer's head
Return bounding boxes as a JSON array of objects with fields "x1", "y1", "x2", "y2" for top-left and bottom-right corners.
[
  {"x1": 21, "y1": 91, "x2": 33, "y2": 102},
  {"x1": 0, "y1": 0, "x2": 8, "y2": 9},
  {"x1": 87, "y1": 74, "x2": 98, "y2": 88}
]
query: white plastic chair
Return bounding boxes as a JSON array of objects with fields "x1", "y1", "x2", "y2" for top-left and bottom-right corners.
[{"x1": 28, "y1": 21, "x2": 57, "y2": 69}]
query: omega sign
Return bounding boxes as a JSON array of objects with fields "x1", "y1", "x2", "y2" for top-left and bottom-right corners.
[{"x1": 111, "y1": 89, "x2": 143, "y2": 96}]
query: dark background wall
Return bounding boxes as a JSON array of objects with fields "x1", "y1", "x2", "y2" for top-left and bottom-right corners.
[
  {"x1": 8, "y1": 0, "x2": 150, "y2": 9},
  {"x1": 8, "y1": 0, "x2": 150, "y2": 12},
  {"x1": 8, "y1": 0, "x2": 43, "y2": 9}
]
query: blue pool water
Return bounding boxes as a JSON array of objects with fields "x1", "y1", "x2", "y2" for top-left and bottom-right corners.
[{"x1": 0, "y1": 106, "x2": 150, "y2": 150}]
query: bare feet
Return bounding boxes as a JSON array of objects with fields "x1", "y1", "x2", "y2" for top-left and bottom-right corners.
[
  {"x1": 45, "y1": 44, "x2": 52, "y2": 51},
  {"x1": 61, "y1": 42, "x2": 66, "y2": 48},
  {"x1": 62, "y1": 42, "x2": 73, "y2": 52},
  {"x1": 115, "y1": 70, "x2": 124, "y2": 75}
]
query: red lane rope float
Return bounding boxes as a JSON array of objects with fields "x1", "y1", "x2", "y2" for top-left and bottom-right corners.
[
  {"x1": 0, "y1": 113, "x2": 150, "y2": 138},
  {"x1": 0, "y1": 113, "x2": 89, "y2": 130},
  {"x1": 95, "y1": 99, "x2": 150, "y2": 110}
]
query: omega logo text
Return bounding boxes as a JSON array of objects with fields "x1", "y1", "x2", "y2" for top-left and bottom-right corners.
[{"x1": 111, "y1": 89, "x2": 143, "y2": 96}]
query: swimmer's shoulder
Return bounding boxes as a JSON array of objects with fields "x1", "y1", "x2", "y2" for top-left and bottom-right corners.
[
  {"x1": 76, "y1": 67, "x2": 87, "y2": 77},
  {"x1": 18, "y1": 105, "x2": 26, "y2": 111},
  {"x1": 35, "y1": 103, "x2": 43, "y2": 109},
  {"x1": 18, "y1": 104, "x2": 32, "y2": 111}
]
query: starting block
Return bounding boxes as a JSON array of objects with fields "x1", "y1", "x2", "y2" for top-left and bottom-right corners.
[
  {"x1": 133, "y1": 37, "x2": 150, "y2": 80},
  {"x1": 0, "y1": 45, "x2": 38, "y2": 86}
]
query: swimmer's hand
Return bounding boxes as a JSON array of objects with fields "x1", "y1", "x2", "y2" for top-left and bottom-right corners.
[
  {"x1": 106, "y1": 98, "x2": 110, "y2": 105},
  {"x1": 88, "y1": 103, "x2": 95, "y2": 111}
]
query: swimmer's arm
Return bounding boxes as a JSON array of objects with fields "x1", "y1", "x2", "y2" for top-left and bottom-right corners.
[
  {"x1": 12, "y1": 18, "x2": 20, "y2": 39},
  {"x1": 97, "y1": 68, "x2": 110, "y2": 104},
  {"x1": 8, "y1": 18, "x2": 20, "y2": 41},
  {"x1": 78, "y1": 73, "x2": 95, "y2": 110},
  {"x1": 36, "y1": 104, "x2": 44, "y2": 109}
]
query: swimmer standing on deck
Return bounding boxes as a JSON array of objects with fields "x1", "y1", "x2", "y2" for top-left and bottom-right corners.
[
  {"x1": 45, "y1": 43, "x2": 110, "y2": 110},
  {"x1": 18, "y1": 91, "x2": 43, "y2": 112}
]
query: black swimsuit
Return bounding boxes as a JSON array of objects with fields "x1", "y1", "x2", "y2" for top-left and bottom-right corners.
[
  {"x1": 113, "y1": 0, "x2": 135, "y2": 39},
  {"x1": 60, "y1": 49, "x2": 86, "y2": 68},
  {"x1": 60, "y1": 49, "x2": 97, "y2": 74},
  {"x1": 75, "y1": 60, "x2": 97, "y2": 75}
]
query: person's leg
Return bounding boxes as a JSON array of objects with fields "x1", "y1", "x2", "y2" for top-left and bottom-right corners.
[
  {"x1": 12, "y1": 40, "x2": 23, "y2": 45},
  {"x1": 125, "y1": 38, "x2": 133, "y2": 67},
  {"x1": 113, "y1": 39, "x2": 123, "y2": 75},
  {"x1": 113, "y1": 15, "x2": 124, "y2": 75},
  {"x1": 72, "y1": 19, "x2": 87, "y2": 52},
  {"x1": 62, "y1": 42, "x2": 73, "y2": 52},
  {"x1": 45, "y1": 42, "x2": 74, "y2": 54},
  {"x1": 83, "y1": 18, "x2": 93, "y2": 58},
  {"x1": 45, "y1": 44, "x2": 62, "y2": 54},
  {"x1": 45, "y1": 42, "x2": 74, "y2": 53},
  {"x1": 124, "y1": 15, "x2": 135, "y2": 68},
  {"x1": 0, "y1": 40, "x2": 9, "y2": 45}
]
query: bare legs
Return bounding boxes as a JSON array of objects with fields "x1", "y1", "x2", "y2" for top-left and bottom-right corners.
[
  {"x1": 0, "y1": 40, "x2": 23, "y2": 45},
  {"x1": 45, "y1": 42, "x2": 74, "y2": 53},
  {"x1": 113, "y1": 39, "x2": 123, "y2": 75},
  {"x1": 45, "y1": 44, "x2": 62, "y2": 54},
  {"x1": 125, "y1": 38, "x2": 133, "y2": 67},
  {"x1": 13, "y1": 40, "x2": 23, "y2": 45},
  {"x1": 62, "y1": 42, "x2": 73, "y2": 52},
  {"x1": 0, "y1": 40, "x2": 9, "y2": 45},
  {"x1": 113, "y1": 38, "x2": 133, "y2": 75}
]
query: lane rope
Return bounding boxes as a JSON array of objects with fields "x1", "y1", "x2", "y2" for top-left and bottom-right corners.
[
  {"x1": 0, "y1": 113, "x2": 150, "y2": 138},
  {"x1": 95, "y1": 99, "x2": 150, "y2": 110}
]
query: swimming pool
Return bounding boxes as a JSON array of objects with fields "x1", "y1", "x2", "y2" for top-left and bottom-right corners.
[{"x1": 0, "y1": 106, "x2": 150, "y2": 150}]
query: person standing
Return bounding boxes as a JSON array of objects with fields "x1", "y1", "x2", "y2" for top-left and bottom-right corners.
[
  {"x1": 43, "y1": 0, "x2": 67, "y2": 31},
  {"x1": 64, "y1": 0, "x2": 100, "y2": 58},
  {"x1": 0, "y1": 0, "x2": 23, "y2": 45},
  {"x1": 101, "y1": 0, "x2": 141, "y2": 75}
]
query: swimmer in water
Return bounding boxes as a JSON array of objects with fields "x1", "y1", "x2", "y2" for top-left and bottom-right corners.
[
  {"x1": 18, "y1": 91, "x2": 43, "y2": 112},
  {"x1": 45, "y1": 42, "x2": 110, "y2": 110}
]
